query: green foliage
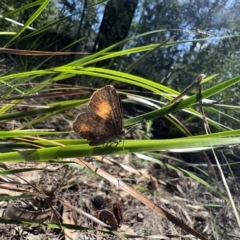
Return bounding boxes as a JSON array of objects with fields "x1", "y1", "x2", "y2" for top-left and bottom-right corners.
[{"x1": 1, "y1": 1, "x2": 240, "y2": 239}]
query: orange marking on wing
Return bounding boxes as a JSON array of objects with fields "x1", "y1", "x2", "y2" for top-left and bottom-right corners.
[
  {"x1": 79, "y1": 123, "x2": 91, "y2": 132},
  {"x1": 95, "y1": 100, "x2": 112, "y2": 120}
]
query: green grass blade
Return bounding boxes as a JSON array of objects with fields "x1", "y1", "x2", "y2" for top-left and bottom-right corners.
[{"x1": 6, "y1": 0, "x2": 51, "y2": 46}]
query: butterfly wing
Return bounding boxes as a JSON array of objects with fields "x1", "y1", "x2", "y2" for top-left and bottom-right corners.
[
  {"x1": 88, "y1": 85, "x2": 124, "y2": 134},
  {"x1": 73, "y1": 112, "x2": 116, "y2": 146}
]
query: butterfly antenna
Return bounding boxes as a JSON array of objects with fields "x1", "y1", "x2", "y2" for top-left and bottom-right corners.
[{"x1": 125, "y1": 119, "x2": 145, "y2": 135}]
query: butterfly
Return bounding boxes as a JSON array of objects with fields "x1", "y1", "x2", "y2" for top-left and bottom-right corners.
[{"x1": 73, "y1": 85, "x2": 125, "y2": 146}]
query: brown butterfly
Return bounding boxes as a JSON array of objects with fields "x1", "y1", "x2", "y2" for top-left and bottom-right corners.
[{"x1": 73, "y1": 85, "x2": 125, "y2": 146}]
